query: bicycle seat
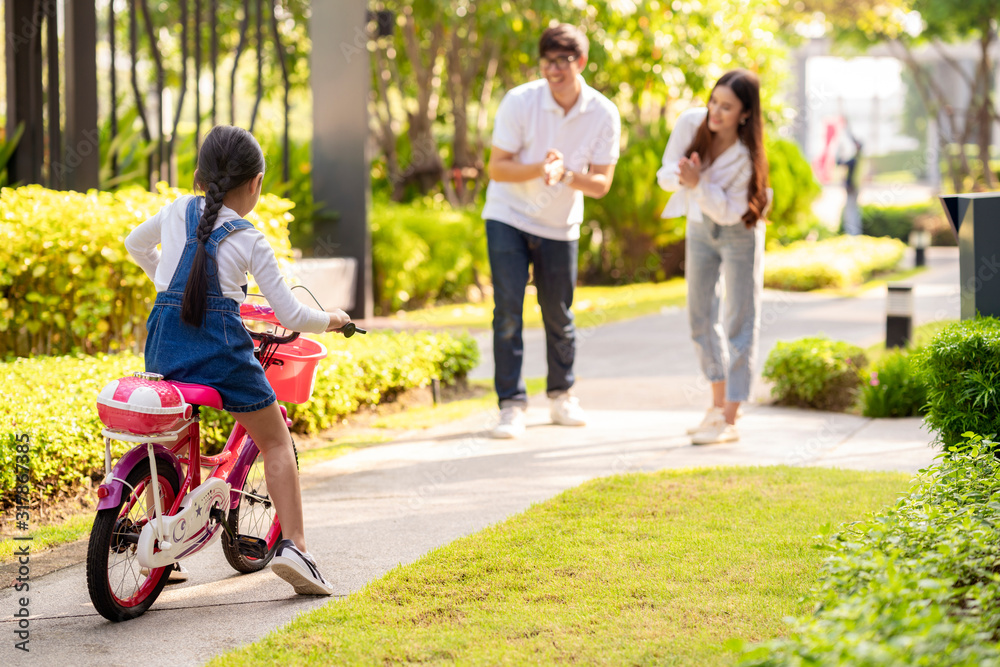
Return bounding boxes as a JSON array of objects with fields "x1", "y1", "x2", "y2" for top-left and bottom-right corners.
[{"x1": 168, "y1": 381, "x2": 224, "y2": 410}]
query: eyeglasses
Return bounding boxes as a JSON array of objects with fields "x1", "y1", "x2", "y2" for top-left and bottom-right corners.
[{"x1": 539, "y1": 54, "x2": 577, "y2": 71}]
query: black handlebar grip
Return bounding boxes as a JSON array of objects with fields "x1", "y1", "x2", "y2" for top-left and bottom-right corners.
[{"x1": 341, "y1": 322, "x2": 367, "y2": 337}]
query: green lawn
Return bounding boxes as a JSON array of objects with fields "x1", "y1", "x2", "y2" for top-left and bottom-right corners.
[
  {"x1": 0, "y1": 513, "x2": 93, "y2": 562},
  {"x1": 865, "y1": 318, "x2": 957, "y2": 360},
  {"x1": 392, "y1": 265, "x2": 927, "y2": 331},
  {"x1": 370, "y1": 378, "x2": 546, "y2": 430},
  {"x1": 207, "y1": 466, "x2": 909, "y2": 667},
  {"x1": 394, "y1": 278, "x2": 688, "y2": 330},
  {"x1": 815, "y1": 265, "x2": 927, "y2": 298}
]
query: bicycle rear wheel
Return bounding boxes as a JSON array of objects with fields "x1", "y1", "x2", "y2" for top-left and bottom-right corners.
[
  {"x1": 222, "y1": 439, "x2": 298, "y2": 573},
  {"x1": 86, "y1": 458, "x2": 180, "y2": 622}
]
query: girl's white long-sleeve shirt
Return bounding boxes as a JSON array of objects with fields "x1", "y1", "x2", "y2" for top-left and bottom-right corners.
[
  {"x1": 125, "y1": 194, "x2": 329, "y2": 334},
  {"x1": 656, "y1": 107, "x2": 765, "y2": 226}
]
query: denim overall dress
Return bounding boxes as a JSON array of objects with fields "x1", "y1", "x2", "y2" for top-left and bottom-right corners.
[{"x1": 144, "y1": 197, "x2": 276, "y2": 413}]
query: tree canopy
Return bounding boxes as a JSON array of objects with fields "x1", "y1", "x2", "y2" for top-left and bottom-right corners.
[
  {"x1": 797, "y1": 0, "x2": 998, "y2": 191},
  {"x1": 367, "y1": 0, "x2": 789, "y2": 203}
]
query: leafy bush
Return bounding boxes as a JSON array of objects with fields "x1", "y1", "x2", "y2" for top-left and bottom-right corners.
[
  {"x1": 764, "y1": 235, "x2": 907, "y2": 291},
  {"x1": 859, "y1": 349, "x2": 927, "y2": 418},
  {"x1": 582, "y1": 121, "x2": 676, "y2": 284},
  {"x1": 916, "y1": 317, "x2": 1000, "y2": 450},
  {"x1": 762, "y1": 337, "x2": 867, "y2": 411},
  {"x1": 0, "y1": 330, "x2": 478, "y2": 509},
  {"x1": 856, "y1": 201, "x2": 956, "y2": 247},
  {"x1": 0, "y1": 184, "x2": 295, "y2": 358},
  {"x1": 371, "y1": 198, "x2": 488, "y2": 314},
  {"x1": 763, "y1": 137, "x2": 826, "y2": 246},
  {"x1": 740, "y1": 440, "x2": 1000, "y2": 666}
]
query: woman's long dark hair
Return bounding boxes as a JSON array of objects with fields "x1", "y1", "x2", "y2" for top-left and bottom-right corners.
[
  {"x1": 181, "y1": 125, "x2": 265, "y2": 326},
  {"x1": 684, "y1": 69, "x2": 769, "y2": 227}
]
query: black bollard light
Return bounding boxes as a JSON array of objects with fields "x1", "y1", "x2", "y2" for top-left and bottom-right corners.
[
  {"x1": 886, "y1": 284, "x2": 913, "y2": 349},
  {"x1": 909, "y1": 229, "x2": 930, "y2": 268}
]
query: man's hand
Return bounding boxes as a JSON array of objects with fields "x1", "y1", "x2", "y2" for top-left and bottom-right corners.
[
  {"x1": 325, "y1": 309, "x2": 351, "y2": 332},
  {"x1": 678, "y1": 152, "x2": 701, "y2": 188},
  {"x1": 542, "y1": 149, "x2": 565, "y2": 185}
]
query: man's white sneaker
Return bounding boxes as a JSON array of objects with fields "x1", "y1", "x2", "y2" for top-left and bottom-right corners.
[
  {"x1": 686, "y1": 406, "x2": 725, "y2": 434},
  {"x1": 271, "y1": 539, "x2": 335, "y2": 595},
  {"x1": 691, "y1": 422, "x2": 740, "y2": 445},
  {"x1": 491, "y1": 406, "x2": 526, "y2": 439},
  {"x1": 550, "y1": 394, "x2": 587, "y2": 426}
]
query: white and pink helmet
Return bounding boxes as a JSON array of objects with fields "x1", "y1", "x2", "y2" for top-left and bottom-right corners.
[{"x1": 97, "y1": 373, "x2": 192, "y2": 435}]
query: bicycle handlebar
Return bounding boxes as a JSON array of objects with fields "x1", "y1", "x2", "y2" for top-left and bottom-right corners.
[
  {"x1": 239, "y1": 303, "x2": 365, "y2": 339},
  {"x1": 339, "y1": 322, "x2": 367, "y2": 338}
]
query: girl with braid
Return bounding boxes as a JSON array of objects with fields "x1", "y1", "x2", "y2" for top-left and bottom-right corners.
[{"x1": 126, "y1": 125, "x2": 349, "y2": 595}]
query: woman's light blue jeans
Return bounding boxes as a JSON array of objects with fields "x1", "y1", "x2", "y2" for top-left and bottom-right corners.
[{"x1": 685, "y1": 218, "x2": 764, "y2": 403}]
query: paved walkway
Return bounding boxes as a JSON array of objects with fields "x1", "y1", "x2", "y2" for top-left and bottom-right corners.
[{"x1": 0, "y1": 248, "x2": 957, "y2": 666}]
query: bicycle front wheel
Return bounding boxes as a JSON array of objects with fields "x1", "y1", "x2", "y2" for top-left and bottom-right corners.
[
  {"x1": 86, "y1": 458, "x2": 180, "y2": 622},
  {"x1": 222, "y1": 439, "x2": 298, "y2": 573}
]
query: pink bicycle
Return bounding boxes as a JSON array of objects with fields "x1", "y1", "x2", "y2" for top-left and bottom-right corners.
[{"x1": 86, "y1": 300, "x2": 364, "y2": 622}]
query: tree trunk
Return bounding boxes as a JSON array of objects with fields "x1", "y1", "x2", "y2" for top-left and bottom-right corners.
[
  {"x1": 893, "y1": 39, "x2": 971, "y2": 192},
  {"x1": 976, "y1": 32, "x2": 998, "y2": 189},
  {"x1": 400, "y1": 15, "x2": 445, "y2": 194},
  {"x1": 371, "y1": 45, "x2": 402, "y2": 196}
]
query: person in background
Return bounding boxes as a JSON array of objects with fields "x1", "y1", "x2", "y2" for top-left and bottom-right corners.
[
  {"x1": 657, "y1": 69, "x2": 771, "y2": 445},
  {"x1": 837, "y1": 121, "x2": 863, "y2": 235},
  {"x1": 482, "y1": 23, "x2": 621, "y2": 439}
]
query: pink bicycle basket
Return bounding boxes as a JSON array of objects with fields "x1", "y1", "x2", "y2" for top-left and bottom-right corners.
[
  {"x1": 97, "y1": 374, "x2": 193, "y2": 435},
  {"x1": 266, "y1": 337, "x2": 328, "y2": 404}
]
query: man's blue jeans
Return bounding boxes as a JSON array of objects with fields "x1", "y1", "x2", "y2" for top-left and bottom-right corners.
[{"x1": 486, "y1": 219, "x2": 578, "y2": 409}]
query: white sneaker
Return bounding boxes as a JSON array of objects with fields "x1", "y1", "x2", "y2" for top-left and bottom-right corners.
[
  {"x1": 271, "y1": 539, "x2": 335, "y2": 595},
  {"x1": 550, "y1": 394, "x2": 587, "y2": 426},
  {"x1": 139, "y1": 562, "x2": 189, "y2": 584},
  {"x1": 686, "y1": 406, "x2": 745, "y2": 434},
  {"x1": 167, "y1": 563, "x2": 189, "y2": 583},
  {"x1": 686, "y1": 406, "x2": 725, "y2": 434},
  {"x1": 491, "y1": 406, "x2": 526, "y2": 439},
  {"x1": 691, "y1": 422, "x2": 740, "y2": 445}
]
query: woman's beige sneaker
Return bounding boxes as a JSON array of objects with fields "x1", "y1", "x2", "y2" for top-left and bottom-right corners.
[
  {"x1": 686, "y1": 406, "x2": 725, "y2": 434},
  {"x1": 686, "y1": 406, "x2": 745, "y2": 434},
  {"x1": 691, "y1": 422, "x2": 740, "y2": 445}
]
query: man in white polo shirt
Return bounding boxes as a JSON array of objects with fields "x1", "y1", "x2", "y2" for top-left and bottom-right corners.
[{"x1": 483, "y1": 23, "x2": 621, "y2": 439}]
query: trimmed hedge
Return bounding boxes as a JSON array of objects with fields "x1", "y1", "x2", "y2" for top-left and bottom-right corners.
[
  {"x1": 0, "y1": 330, "x2": 478, "y2": 509},
  {"x1": 371, "y1": 198, "x2": 488, "y2": 313},
  {"x1": 740, "y1": 440, "x2": 1000, "y2": 666},
  {"x1": 764, "y1": 235, "x2": 907, "y2": 291},
  {"x1": 857, "y1": 201, "x2": 956, "y2": 247},
  {"x1": 762, "y1": 337, "x2": 867, "y2": 411},
  {"x1": 916, "y1": 317, "x2": 1000, "y2": 450},
  {"x1": 0, "y1": 184, "x2": 296, "y2": 358}
]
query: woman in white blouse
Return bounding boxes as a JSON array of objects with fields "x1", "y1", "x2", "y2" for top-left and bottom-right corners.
[{"x1": 657, "y1": 69, "x2": 770, "y2": 445}]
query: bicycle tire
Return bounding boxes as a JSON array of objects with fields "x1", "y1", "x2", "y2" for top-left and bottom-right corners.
[
  {"x1": 222, "y1": 439, "x2": 298, "y2": 573},
  {"x1": 86, "y1": 458, "x2": 180, "y2": 622}
]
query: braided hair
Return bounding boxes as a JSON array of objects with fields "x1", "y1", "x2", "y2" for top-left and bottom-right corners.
[{"x1": 181, "y1": 125, "x2": 265, "y2": 326}]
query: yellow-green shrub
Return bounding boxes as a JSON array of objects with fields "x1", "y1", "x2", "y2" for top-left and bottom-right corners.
[
  {"x1": 0, "y1": 184, "x2": 295, "y2": 357},
  {"x1": 0, "y1": 330, "x2": 478, "y2": 509},
  {"x1": 764, "y1": 235, "x2": 907, "y2": 291}
]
